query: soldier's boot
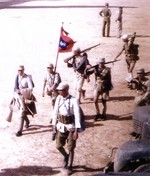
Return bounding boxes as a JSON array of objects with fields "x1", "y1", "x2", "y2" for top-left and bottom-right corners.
[
  {"x1": 67, "y1": 150, "x2": 74, "y2": 175},
  {"x1": 24, "y1": 115, "x2": 30, "y2": 128},
  {"x1": 57, "y1": 147, "x2": 68, "y2": 168},
  {"x1": 16, "y1": 115, "x2": 24, "y2": 137}
]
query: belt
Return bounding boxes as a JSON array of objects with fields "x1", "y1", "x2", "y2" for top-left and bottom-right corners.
[{"x1": 58, "y1": 114, "x2": 74, "y2": 124}]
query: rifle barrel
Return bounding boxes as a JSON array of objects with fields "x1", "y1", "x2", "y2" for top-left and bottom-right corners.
[{"x1": 64, "y1": 43, "x2": 100, "y2": 63}]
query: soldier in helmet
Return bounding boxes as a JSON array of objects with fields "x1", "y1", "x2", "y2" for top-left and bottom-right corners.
[
  {"x1": 131, "y1": 68, "x2": 150, "y2": 107},
  {"x1": 86, "y1": 58, "x2": 113, "y2": 121}
]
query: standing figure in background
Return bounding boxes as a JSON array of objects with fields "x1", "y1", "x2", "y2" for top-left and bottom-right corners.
[
  {"x1": 99, "y1": 2, "x2": 111, "y2": 37},
  {"x1": 14, "y1": 65, "x2": 36, "y2": 137},
  {"x1": 114, "y1": 33, "x2": 139, "y2": 85},
  {"x1": 42, "y1": 63, "x2": 61, "y2": 108},
  {"x1": 115, "y1": 6, "x2": 123, "y2": 38},
  {"x1": 52, "y1": 82, "x2": 81, "y2": 175}
]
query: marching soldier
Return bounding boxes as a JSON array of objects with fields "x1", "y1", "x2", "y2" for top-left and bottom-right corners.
[
  {"x1": 86, "y1": 58, "x2": 113, "y2": 121},
  {"x1": 114, "y1": 33, "x2": 139, "y2": 84},
  {"x1": 65, "y1": 47, "x2": 91, "y2": 104},
  {"x1": 42, "y1": 63, "x2": 61, "y2": 107},
  {"x1": 52, "y1": 82, "x2": 81, "y2": 175},
  {"x1": 13, "y1": 65, "x2": 37, "y2": 137}
]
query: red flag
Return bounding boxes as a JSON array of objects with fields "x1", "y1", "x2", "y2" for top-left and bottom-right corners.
[{"x1": 58, "y1": 27, "x2": 75, "y2": 53}]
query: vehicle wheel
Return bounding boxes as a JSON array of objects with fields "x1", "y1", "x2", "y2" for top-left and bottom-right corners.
[{"x1": 133, "y1": 164, "x2": 150, "y2": 172}]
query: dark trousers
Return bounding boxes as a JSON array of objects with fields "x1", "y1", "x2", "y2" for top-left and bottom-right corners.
[{"x1": 102, "y1": 20, "x2": 110, "y2": 37}]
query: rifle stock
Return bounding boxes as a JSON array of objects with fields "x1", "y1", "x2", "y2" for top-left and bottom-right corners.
[{"x1": 64, "y1": 43, "x2": 100, "y2": 63}]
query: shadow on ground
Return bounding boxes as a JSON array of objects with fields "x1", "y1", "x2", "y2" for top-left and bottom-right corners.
[{"x1": 0, "y1": 166, "x2": 60, "y2": 176}]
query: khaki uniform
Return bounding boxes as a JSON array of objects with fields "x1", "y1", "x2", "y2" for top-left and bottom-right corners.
[{"x1": 132, "y1": 77, "x2": 150, "y2": 107}]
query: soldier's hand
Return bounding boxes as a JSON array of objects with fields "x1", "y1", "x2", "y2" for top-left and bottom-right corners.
[{"x1": 73, "y1": 131, "x2": 78, "y2": 140}]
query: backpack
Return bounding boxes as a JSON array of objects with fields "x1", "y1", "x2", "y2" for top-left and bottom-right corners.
[{"x1": 133, "y1": 44, "x2": 139, "y2": 56}]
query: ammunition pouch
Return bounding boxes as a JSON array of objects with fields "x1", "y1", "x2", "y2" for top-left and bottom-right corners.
[{"x1": 57, "y1": 114, "x2": 74, "y2": 124}]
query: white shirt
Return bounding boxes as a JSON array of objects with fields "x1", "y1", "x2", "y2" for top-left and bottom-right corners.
[{"x1": 52, "y1": 94, "x2": 81, "y2": 132}]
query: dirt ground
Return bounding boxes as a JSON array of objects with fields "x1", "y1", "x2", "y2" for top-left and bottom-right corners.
[{"x1": 0, "y1": 0, "x2": 150, "y2": 176}]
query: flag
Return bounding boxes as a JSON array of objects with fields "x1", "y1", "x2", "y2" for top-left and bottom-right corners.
[{"x1": 58, "y1": 27, "x2": 75, "y2": 53}]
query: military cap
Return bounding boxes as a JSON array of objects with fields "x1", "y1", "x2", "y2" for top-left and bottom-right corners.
[
  {"x1": 98, "y1": 58, "x2": 105, "y2": 63},
  {"x1": 47, "y1": 63, "x2": 54, "y2": 68},
  {"x1": 57, "y1": 82, "x2": 69, "y2": 90},
  {"x1": 73, "y1": 46, "x2": 81, "y2": 53},
  {"x1": 137, "y1": 68, "x2": 145, "y2": 74},
  {"x1": 18, "y1": 65, "x2": 24, "y2": 71},
  {"x1": 121, "y1": 34, "x2": 129, "y2": 40}
]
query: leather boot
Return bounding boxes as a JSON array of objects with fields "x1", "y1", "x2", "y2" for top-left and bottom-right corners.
[{"x1": 67, "y1": 151, "x2": 74, "y2": 175}]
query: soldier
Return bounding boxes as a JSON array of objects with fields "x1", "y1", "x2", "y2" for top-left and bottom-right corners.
[
  {"x1": 52, "y1": 82, "x2": 81, "y2": 175},
  {"x1": 42, "y1": 63, "x2": 61, "y2": 108},
  {"x1": 13, "y1": 65, "x2": 37, "y2": 137},
  {"x1": 130, "y1": 68, "x2": 150, "y2": 107},
  {"x1": 99, "y1": 2, "x2": 111, "y2": 37},
  {"x1": 115, "y1": 7, "x2": 123, "y2": 38},
  {"x1": 67, "y1": 47, "x2": 91, "y2": 104},
  {"x1": 114, "y1": 33, "x2": 139, "y2": 84},
  {"x1": 86, "y1": 58, "x2": 113, "y2": 121}
]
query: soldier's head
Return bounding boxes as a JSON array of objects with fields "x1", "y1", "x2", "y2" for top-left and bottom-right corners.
[
  {"x1": 73, "y1": 46, "x2": 81, "y2": 56},
  {"x1": 47, "y1": 63, "x2": 54, "y2": 73},
  {"x1": 121, "y1": 35, "x2": 129, "y2": 42},
  {"x1": 98, "y1": 58, "x2": 105, "y2": 67},
  {"x1": 57, "y1": 82, "x2": 69, "y2": 97},
  {"x1": 137, "y1": 68, "x2": 145, "y2": 78},
  {"x1": 18, "y1": 65, "x2": 25, "y2": 76},
  {"x1": 105, "y1": 2, "x2": 109, "y2": 7}
]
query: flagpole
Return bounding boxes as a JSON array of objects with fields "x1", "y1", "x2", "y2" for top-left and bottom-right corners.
[{"x1": 54, "y1": 22, "x2": 64, "y2": 73}]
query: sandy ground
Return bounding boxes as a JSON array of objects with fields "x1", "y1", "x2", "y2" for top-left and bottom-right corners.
[{"x1": 0, "y1": 0, "x2": 150, "y2": 175}]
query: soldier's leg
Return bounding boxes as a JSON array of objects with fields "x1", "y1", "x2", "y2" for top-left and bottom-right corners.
[
  {"x1": 24, "y1": 115, "x2": 30, "y2": 128},
  {"x1": 67, "y1": 132, "x2": 76, "y2": 175},
  {"x1": 76, "y1": 76, "x2": 85, "y2": 104},
  {"x1": 107, "y1": 21, "x2": 110, "y2": 37},
  {"x1": 101, "y1": 99, "x2": 107, "y2": 120},
  {"x1": 56, "y1": 131, "x2": 69, "y2": 168},
  {"x1": 129, "y1": 60, "x2": 136, "y2": 74},
  {"x1": 16, "y1": 111, "x2": 26, "y2": 137},
  {"x1": 93, "y1": 87, "x2": 101, "y2": 121},
  {"x1": 102, "y1": 21, "x2": 106, "y2": 37}
]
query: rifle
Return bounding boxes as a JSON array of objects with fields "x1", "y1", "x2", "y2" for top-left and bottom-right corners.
[
  {"x1": 87, "y1": 59, "x2": 120, "y2": 70},
  {"x1": 64, "y1": 43, "x2": 100, "y2": 63},
  {"x1": 145, "y1": 71, "x2": 150, "y2": 76}
]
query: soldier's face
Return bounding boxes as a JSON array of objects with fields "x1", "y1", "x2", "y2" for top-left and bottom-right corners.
[{"x1": 58, "y1": 89, "x2": 69, "y2": 97}]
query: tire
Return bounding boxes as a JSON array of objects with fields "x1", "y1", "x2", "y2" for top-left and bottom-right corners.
[{"x1": 134, "y1": 164, "x2": 150, "y2": 172}]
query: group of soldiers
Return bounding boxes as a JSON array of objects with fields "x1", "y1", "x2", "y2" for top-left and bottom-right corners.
[{"x1": 6, "y1": 3, "x2": 150, "y2": 175}]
